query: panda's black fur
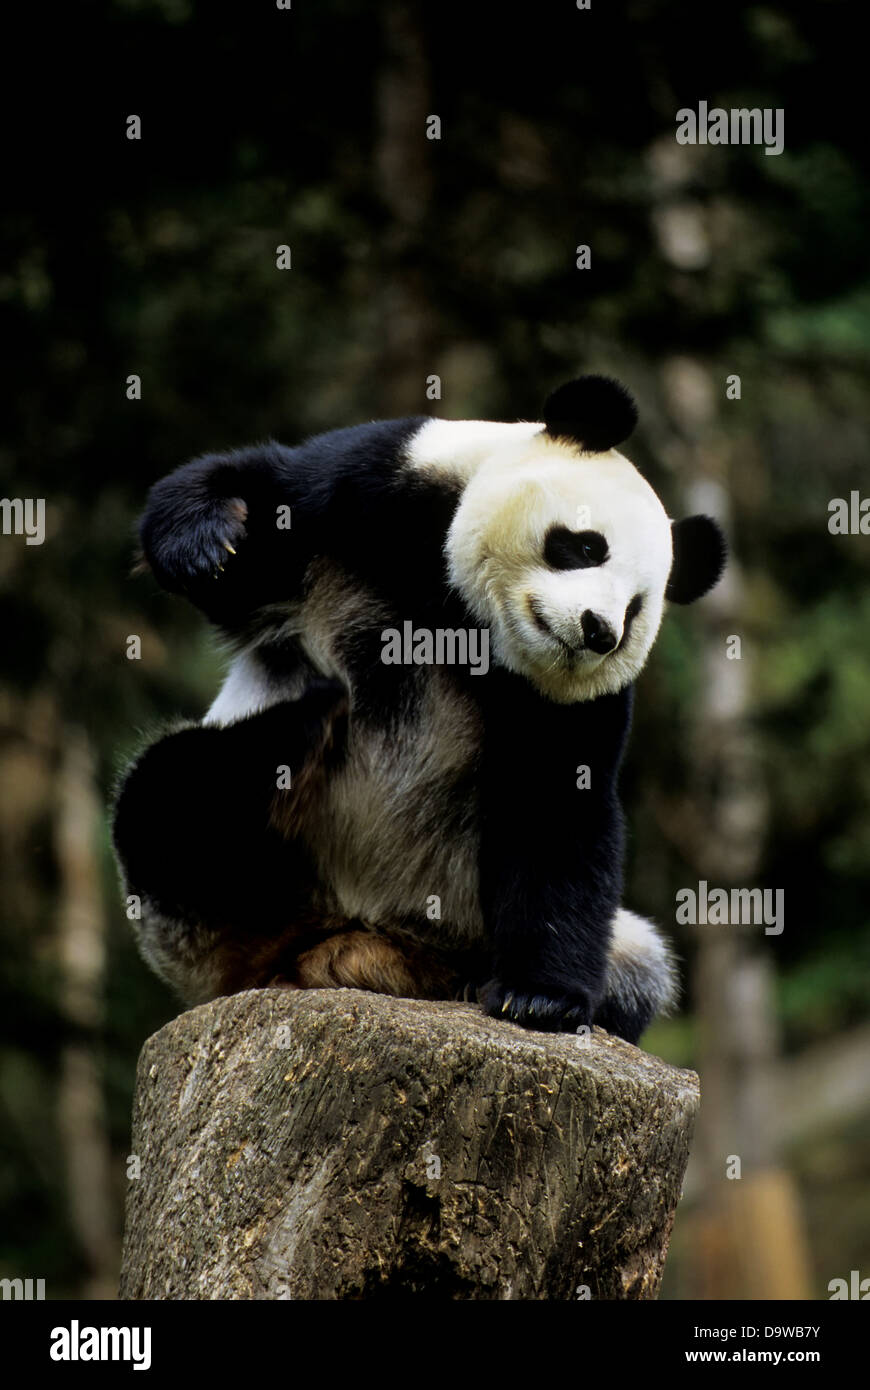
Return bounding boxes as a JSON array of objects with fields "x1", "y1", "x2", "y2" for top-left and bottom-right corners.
[{"x1": 113, "y1": 377, "x2": 726, "y2": 1042}]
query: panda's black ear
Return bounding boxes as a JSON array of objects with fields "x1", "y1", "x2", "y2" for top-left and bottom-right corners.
[
  {"x1": 666, "y1": 515, "x2": 727, "y2": 604},
  {"x1": 542, "y1": 375, "x2": 638, "y2": 452}
]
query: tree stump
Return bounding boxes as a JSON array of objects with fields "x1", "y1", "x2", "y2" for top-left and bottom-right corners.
[{"x1": 119, "y1": 989, "x2": 698, "y2": 1300}]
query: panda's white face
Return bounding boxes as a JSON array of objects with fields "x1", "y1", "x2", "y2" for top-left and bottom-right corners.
[{"x1": 409, "y1": 419, "x2": 674, "y2": 703}]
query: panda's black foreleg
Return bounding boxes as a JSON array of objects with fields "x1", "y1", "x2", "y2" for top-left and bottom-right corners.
[
  {"x1": 477, "y1": 673, "x2": 631, "y2": 1034},
  {"x1": 112, "y1": 680, "x2": 348, "y2": 930},
  {"x1": 138, "y1": 443, "x2": 306, "y2": 628},
  {"x1": 478, "y1": 843, "x2": 620, "y2": 1034}
]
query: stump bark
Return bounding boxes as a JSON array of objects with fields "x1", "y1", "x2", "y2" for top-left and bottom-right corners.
[{"x1": 119, "y1": 989, "x2": 698, "y2": 1300}]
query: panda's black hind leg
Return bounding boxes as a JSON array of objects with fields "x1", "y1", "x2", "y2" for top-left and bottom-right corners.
[{"x1": 112, "y1": 680, "x2": 348, "y2": 933}]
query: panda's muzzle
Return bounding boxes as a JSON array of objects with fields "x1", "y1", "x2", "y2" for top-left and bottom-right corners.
[{"x1": 529, "y1": 597, "x2": 618, "y2": 658}]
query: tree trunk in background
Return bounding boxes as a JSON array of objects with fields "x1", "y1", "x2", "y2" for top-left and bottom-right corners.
[
  {"x1": 659, "y1": 354, "x2": 812, "y2": 1300},
  {"x1": 55, "y1": 727, "x2": 117, "y2": 1299},
  {"x1": 374, "y1": 0, "x2": 437, "y2": 415},
  {"x1": 120, "y1": 991, "x2": 699, "y2": 1300}
]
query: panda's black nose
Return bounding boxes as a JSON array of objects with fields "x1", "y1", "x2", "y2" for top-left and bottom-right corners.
[{"x1": 581, "y1": 609, "x2": 618, "y2": 654}]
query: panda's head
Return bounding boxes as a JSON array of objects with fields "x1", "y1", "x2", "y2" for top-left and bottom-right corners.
[{"x1": 412, "y1": 376, "x2": 726, "y2": 703}]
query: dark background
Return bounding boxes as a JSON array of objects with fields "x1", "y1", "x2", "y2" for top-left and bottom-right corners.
[{"x1": 1, "y1": 0, "x2": 868, "y2": 1298}]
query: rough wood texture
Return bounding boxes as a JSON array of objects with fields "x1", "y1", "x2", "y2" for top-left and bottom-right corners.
[{"x1": 119, "y1": 989, "x2": 698, "y2": 1300}]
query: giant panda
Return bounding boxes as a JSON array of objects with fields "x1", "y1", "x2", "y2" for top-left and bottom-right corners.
[{"x1": 112, "y1": 375, "x2": 726, "y2": 1042}]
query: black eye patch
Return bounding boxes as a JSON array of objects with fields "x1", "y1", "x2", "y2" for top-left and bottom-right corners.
[{"x1": 543, "y1": 527, "x2": 609, "y2": 571}]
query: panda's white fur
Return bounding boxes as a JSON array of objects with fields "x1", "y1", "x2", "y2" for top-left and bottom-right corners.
[
  {"x1": 205, "y1": 644, "x2": 304, "y2": 726},
  {"x1": 606, "y1": 908, "x2": 679, "y2": 1022}
]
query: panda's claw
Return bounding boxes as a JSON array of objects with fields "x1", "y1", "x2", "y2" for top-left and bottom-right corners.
[{"x1": 481, "y1": 978, "x2": 594, "y2": 1034}]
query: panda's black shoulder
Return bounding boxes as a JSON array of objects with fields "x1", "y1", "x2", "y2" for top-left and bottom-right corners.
[
  {"x1": 289, "y1": 415, "x2": 462, "y2": 591},
  {"x1": 292, "y1": 415, "x2": 433, "y2": 502}
]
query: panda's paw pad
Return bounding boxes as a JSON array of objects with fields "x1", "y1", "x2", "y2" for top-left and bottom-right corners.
[{"x1": 480, "y1": 979, "x2": 592, "y2": 1034}]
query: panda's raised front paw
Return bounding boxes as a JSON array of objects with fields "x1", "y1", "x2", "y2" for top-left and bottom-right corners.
[
  {"x1": 142, "y1": 494, "x2": 249, "y2": 594},
  {"x1": 480, "y1": 979, "x2": 594, "y2": 1034}
]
